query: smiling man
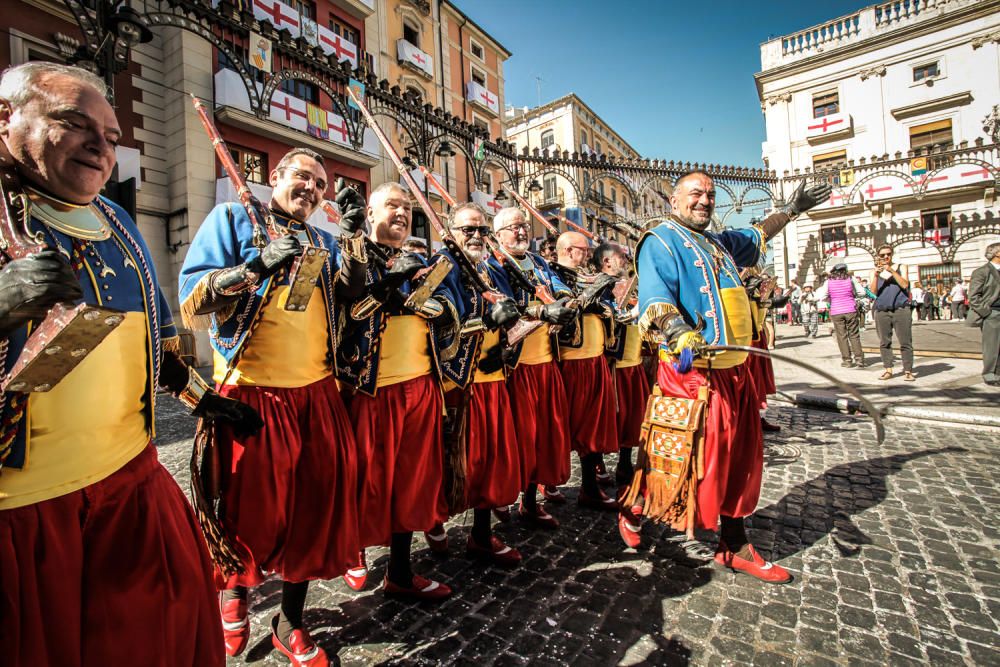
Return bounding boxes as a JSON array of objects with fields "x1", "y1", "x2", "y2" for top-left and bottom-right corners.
[
  {"x1": 180, "y1": 147, "x2": 370, "y2": 666},
  {"x1": 0, "y1": 62, "x2": 263, "y2": 666}
]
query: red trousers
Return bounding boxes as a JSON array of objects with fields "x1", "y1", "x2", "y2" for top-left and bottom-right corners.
[
  {"x1": 218, "y1": 376, "x2": 360, "y2": 587},
  {"x1": 561, "y1": 356, "x2": 618, "y2": 456},
  {"x1": 446, "y1": 380, "x2": 523, "y2": 511},
  {"x1": 656, "y1": 361, "x2": 763, "y2": 529},
  {"x1": 615, "y1": 364, "x2": 651, "y2": 448},
  {"x1": 348, "y1": 374, "x2": 447, "y2": 545},
  {"x1": 749, "y1": 330, "x2": 777, "y2": 408},
  {"x1": 0, "y1": 445, "x2": 223, "y2": 667},
  {"x1": 506, "y1": 360, "x2": 571, "y2": 486}
]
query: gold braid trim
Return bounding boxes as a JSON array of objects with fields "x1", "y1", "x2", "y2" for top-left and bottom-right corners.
[
  {"x1": 637, "y1": 301, "x2": 680, "y2": 345},
  {"x1": 436, "y1": 298, "x2": 462, "y2": 362},
  {"x1": 180, "y1": 272, "x2": 237, "y2": 331},
  {"x1": 339, "y1": 232, "x2": 368, "y2": 263},
  {"x1": 162, "y1": 335, "x2": 181, "y2": 355}
]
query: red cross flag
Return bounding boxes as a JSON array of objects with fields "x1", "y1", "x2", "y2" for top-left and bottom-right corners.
[
  {"x1": 327, "y1": 111, "x2": 350, "y2": 146},
  {"x1": 317, "y1": 24, "x2": 358, "y2": 68},
  {"x1": 269, "y1": 90, "x2": 308, "y2": 132},
  {"x1": 252, "y1": 0, "x2": 301, "y2": 39}
]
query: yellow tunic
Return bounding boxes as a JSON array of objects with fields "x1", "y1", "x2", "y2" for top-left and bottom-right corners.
[
  {"x1": 617, "y1": 324, "x2": 643, "y2": 369},
  {"x1": 560, "y1": 314, "x2": 606, "y2": 361},
  {"x1": 214, "y1": 285, "x2": 329, "y2": 388},
  {"x1": 694, "y1": 287, "x2": 752, "y2": 369},
  {"x1": 518, "y1": 300, "x2": 553, "y2": 366},
  {"x1": 376, "y1": 315, "x2": 432, "y2": 388},
  {"x1": 0, "y1": 314, "x2": 149, "y2": 509},
  {"x1": 472, "y1": 329, "x2": 505, "y2": 383}
]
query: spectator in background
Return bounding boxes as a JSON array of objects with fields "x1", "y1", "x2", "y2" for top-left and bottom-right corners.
[
  {"x1": 967, "y1": 242, "x2": 1000, "y2": 387},
  {"x1": 871, "y1": 244, "x2": 915, "y2": 381},
  {"x1": 800, "y1": 285, "x2": 819, "y2": 338},
  {"x1": 940, "y1": 285, "x2": 951, "y2": 319},
  {"x1": 949, "y1": 278, "x2": 968, "y2": 321},
  {"x1": 402, "y1": 237, "x2": 429, "y2": 259},
  {"x1": 814, "y1": 263, "x2": 865, "y2": 367},
  {"x1": 538, "y1": 235, "x2": 558, "y2": 264},
  {"x1": 910, "y1": 281, "x2": 926, "y2": 321},
  {"x1": 789, "y1": 280, "x2": 802, "y2": 324}
]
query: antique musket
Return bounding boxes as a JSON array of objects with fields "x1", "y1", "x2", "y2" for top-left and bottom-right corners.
[
  {"x1": 702, "y1": 343, "x2": 885, "y2": 444},
  {"x1": 0, "y1": 169, "x2": 123, "y2": 394},
  {"x1": 190, "y1": 95, "x2": 328, "y2": 312}
]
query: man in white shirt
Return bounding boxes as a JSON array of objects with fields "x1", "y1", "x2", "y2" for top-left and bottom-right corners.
[{"x1": 949, "y1": 279, "x2": 968, "y2": 320}]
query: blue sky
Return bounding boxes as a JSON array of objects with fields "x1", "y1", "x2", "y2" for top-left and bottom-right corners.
[{"x1": 460, "y1": 0, "x2": 867, "y2": 171}]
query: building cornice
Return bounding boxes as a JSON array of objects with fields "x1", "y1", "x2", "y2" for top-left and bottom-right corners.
[
  {"x1": 440, "y1": 0, "x2": 512, "y2": 59},
  {"x1": 890, "y1": 91, "x2": 974, "y2": 120},
  {"x1": 754, "y1": 0, "x2": 1000, "y2": 98}
]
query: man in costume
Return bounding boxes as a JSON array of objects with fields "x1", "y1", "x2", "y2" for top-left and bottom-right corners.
[
  {"x1": 180, "y1": 147, "x2": 368, "y2": 665},
  {"x1": 338, "y1": 182, "x2": 459, "y2": 601},
  {"x1": 489, "y1": 207, "x2": 576, "y2": 526},
  {"x1": 631, "y1": 171, "x2": 828, "y2": 581},
  {"x1": 424, "y1": 202, "x2": 524, "y2": 564},
  {"x1": 0, "y1": 62, "x2": 262, "y2": 666},
  {"x1": 551, "y1": 231, "x2": 619, "y2": 511}
]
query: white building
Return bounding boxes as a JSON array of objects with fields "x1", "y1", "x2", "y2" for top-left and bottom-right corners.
[{"x1": 756, "y1": 0, "x2": 1000, "y2": 290}]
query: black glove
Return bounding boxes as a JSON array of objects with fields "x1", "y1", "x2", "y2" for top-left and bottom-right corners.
[
  {"x1": 334, "y1": 178, "x2": 367, "y2": 236},
  {"x1": 193, "y1": 391, "x2": 264, "y2": 438},
  {"x1": 578, "y1": 273, "x2": 617, "y2": 309},
  {"x1": 538, "y1": 296, "x2": 576, "y2": 325},
  {"x1": 483, "y1": 298, "x2": 520, "y2": 330},
  {"x1": 0, "y1": 250, "x2": 83, "y2": 337},
  {"x1": 371, "y1": 253, "x2": 425, "y2": 302},
  {"x1": 477, "y1": 344, "x2": 504, "y2": 375},
  {"x1": 248, "y1": 235, "x2": 302, "y2": 279},
  {"x1": 783, "y1": 181, "x2": 833, "y2": 217}
]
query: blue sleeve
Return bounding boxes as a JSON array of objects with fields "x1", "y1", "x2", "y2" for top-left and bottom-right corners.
[
  {"x1": 715, "y1": 227, "x2": 765, "y2": 269},
  {"x1": 178, "y1": 204, "x2": 259, "y2": 302},
  {"x1": 434, "y1": 250, "x2": 470, "y2": 320},
  {"x1": 636, "y1": 233, "x2": 680, "y2": 319},
  {"x1": 533, "y1": 255, "x2": 572, "y2": 296}
]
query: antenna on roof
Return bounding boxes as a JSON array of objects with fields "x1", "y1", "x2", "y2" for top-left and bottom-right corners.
[{"x1": 535, "y1": 76, "x2": 544, "y2": 107}]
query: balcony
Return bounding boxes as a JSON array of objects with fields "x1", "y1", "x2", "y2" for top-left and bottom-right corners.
[
  {"x1": 534, "y1": 193, "x2": 564, "y2": 211},
  {"x1": 760, "y1": 0, "x2": 969, "y2": 70},
  {"x1": 466, "y1": 80, "x2": 499, "y2": 116},
  {"x1": 397, "y1": 39, "x2": 433, "y2": 79},
  {"x1": 330, "y1": 0, "x2": 375, "y2": 20},
  {"x1": 805, "y1": 111, "x2": 853, "y2": 144}
]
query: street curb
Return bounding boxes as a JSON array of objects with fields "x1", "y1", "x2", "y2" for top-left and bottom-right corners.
[{"x1": 770, "y1": 391, "x2": 1000, "y2": 429}]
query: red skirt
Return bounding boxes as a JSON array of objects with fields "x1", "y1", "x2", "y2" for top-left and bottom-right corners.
[
  {"x1": 506, "y1": 360, "x2": 571, "y2": 486},
  {"x1": 656, "y1": 361, "x2": 763, "y2": 529},
  {"x1": 446, "y1": 380, "x2": 523, "y2": 511},
  {"x1": 748, "y1": 329, "x2": 777, "y2": 408},
  {"x1": 615, "y1": 364, "x2": 651, "y2": 448},
  {"x1": 218, "y1": 375, "x2": 360, "y2": 587},
  {"x1": 0, "y1": 445, "x2": 223, "y2": 667},
  {"x1": 561, "y1": 356, "x2": 618, "y2": 456},
  {"x1": 348, "y1": 374, "x2": 448, "y2": 546}
]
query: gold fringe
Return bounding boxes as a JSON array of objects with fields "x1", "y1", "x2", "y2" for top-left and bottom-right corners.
[
  {"x1": 161, "y1": 335, "x2": 181, "y2": 355},
  {"x1": 180, "y1": 274, "x2": 236, "y2": 331},
  {"x1": 442, "y1": 391, "x2": 469, "y2": 514},
  {"x1": 637, "y1": 301, "x2": 679, "y2": 345},
  {"x1": 436, "y1": 299, "x2": 462, "y2": 362},
  {"x1": 189, "y1": 419, "x2": 245, "y2": 577}
]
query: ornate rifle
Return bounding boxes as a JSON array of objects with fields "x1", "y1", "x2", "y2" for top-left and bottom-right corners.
[
  {"x1": 190, "y1": 95, "x2": 327, "y2": 312},
  {"x1": 0, "y1": 169, "x2": 123, "y2": 393},
  {"x1": 319, "y1": 200, "x2": 389, "y2": 271}
]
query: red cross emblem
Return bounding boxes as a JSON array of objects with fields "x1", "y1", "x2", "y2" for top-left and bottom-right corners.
[
  {"x1": 271, "y1": 96, "x2": 306, "y2": 122},
  {"x1": 905, "y1": 175, "x2": 948, "y2": 189},
  {"x1": 808, "y1": 117, "x2": 844, "y2": 133},
  {"x1": 828, "y1": 192, "x2": 845, "y2": 206},
  {"x1": 480, "y1": 91, "x2": 495, "y2": 107},
  {"x1": 413, "y1": 52, "x2": 426, "y2": 65},
  {"x1": 321, "y1": 33, "x2": 355, "y2": 62},
  {"x1": 328, "y1": 116, "x2": 348, "y2": 143},
  {"x1": 961, "y1": 167, "x2": 991, "y2": 179},
  {"x1": 486, "y1": 199, "x2": 502, "y2": 212},
  {"x1": 863, "y1": 184, "x2": 892, "y2": 198}
]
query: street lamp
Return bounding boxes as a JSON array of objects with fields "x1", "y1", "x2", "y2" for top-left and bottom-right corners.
[
  {"x1": 435, "y1": 140, "x2": 456, "y2": 158},
  {"x1": 528, "y1": 178, "x2": 542, "y2": 193}
]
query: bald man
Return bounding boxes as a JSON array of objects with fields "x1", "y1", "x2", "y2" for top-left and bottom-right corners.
[{"x1": 551, "y1": 232, "x2": 619, "y2": 510}]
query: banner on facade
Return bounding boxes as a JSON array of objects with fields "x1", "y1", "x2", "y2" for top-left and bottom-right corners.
[
  {"x1": 910, "y1": 156, "x2": 928, "y2": 176},
  {"x1": 306, "y1": 103, "x2": 328, "y2": 139},
  {"x1": 838, "y1": 168, "x2": 854, "y2": 186},
  {"x1": 301, "y1": 17, "x2": 318, "y2": 48},
  {"x1": 249, "y1": 31, "x2": 272, "y2": 73},
  {"x1": 347, "y1": 78, "x2": 365, "y2": 110}
]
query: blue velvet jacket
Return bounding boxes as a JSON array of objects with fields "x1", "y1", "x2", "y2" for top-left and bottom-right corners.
[
  {"x1": 2, "y1": 197, "x2": 176, "y2": 469},
  {"x1": 437, "y1": 249, "x2": 516, "y2": 388},
  {"x1": 635, "y1": 218, "x2": 765, "y2": 345},
  {"x1": 178, "y1": 204, "x2": 341, "y2": 368},
  {"x1": 335, "y1": 248, "x2": 460, "y2": 396}
]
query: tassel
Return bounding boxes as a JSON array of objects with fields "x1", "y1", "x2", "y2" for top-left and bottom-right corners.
[
  {"x1": 180, "y1": 275, "x2": 236, "y2": 331},
  {"x1": 442, "y1": 390, "x2": 470, "y2": 514},
  {"x1": 162, "y1": 335, "x2": 181, "y2": 355},
  {"x1": 189, "y1": 419, "x2": 244, "y2": 577}
]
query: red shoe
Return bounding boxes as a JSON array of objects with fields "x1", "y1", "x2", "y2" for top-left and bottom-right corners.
[
  {"x1": 424, "y1": 523, "x2": 449, "y2": 554},
  {"x1": 714, "y1": 542, "x2": 792, "y2": 584},
  {"x1": 518, "y1": 501, "x2": 560, "y2": 529},
  {"x1": 617, "y1": 505, "x2": 643, "y2": 548},
  {"x1": 542, "y1": 485, "x2": 567, "y2": 504},
  {"x1": 492, "y1": 505, "x2": 512, "y2": 523},
  {"x1": 760, "y1": 417, "x2": 781, "y2": 433},
  {"x1": 220, "y1": 593, "x2": 249, "y2": 657},
  {"x1": 271, "y1": 617, "x2": 329, "y2": 667},
  {"x1": 383, "y1": 574, "x2": 453, "y2": 601},
  {"x1": 578, "y1": 488, "x2": 618, "y2": 511},
  {"x1": 466, "y1": 535, "x2": 522, "y2": 567},
  {"x1": 342, "y1": 551, "x2": 368, "y2": 591}
]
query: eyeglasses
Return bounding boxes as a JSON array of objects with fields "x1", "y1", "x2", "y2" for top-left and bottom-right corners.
[
  {"x1": 568, "y1": 245, "x2": 591, "y2": 253},
  {"x1": 283, "y1": 169, "x2": 327, "y2": 192},
  {"x1": 878, "y1": 253, "x2": 892, "y2": 258},
  {"x1": 454, "y1": 225, "x2": 490, "y2": 237},
  {"x1": 497, "y1": 223, "x2": 530, "y2": 233}
]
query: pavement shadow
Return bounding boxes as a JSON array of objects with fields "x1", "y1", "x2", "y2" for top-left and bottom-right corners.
[{"x1": 752, "y1": 447, "x2": 966, "y2": 562}]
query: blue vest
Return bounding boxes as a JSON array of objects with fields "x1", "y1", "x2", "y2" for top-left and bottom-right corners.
[{"x1": 874, "y1": 268, "x2": 910, "y2": 311}]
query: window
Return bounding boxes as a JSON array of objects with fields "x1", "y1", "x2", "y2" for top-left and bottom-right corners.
[
  {"x1": 921, "y1": 207, "x2": 951, "y2": 246},
  {"x1": 913, "y1": 61, "x2": 940, "y2": 82},
  {"x1": 281, "y1": 78, "x2": 318, "y2": 104},
  {"x1": 580, "y1": 130, "x2": 588, "y2": 147},
  {"x1": 411, "y1": 210, "x2": 428, "y2": 242},
  {"x1": 225, "y1": 146, "x2": 268, "y2": 184},
  {"x1": 918, "y1": 262, "x2": 960, "y2": 290},
  {"x1": 472, "y1": 116, "x2": 489, "y2": 132},
  {"x1": 820, "y1": 223, "x2": 847, "y2": 257},
  {"x1": 909, "y1": 119, "x2": 952, "y2": 151},
  {"x1": 540, "y1": 130, "x2": 555, "y2": 149},
  {"x1": 812, "y1": 91, "x2": 839, "y2": 118},
  {"x1": 470, "y1": 66, "x2": 486, "y2": 86},
  {"x1": 403, "y1": 20, "x2": 420, "y2": 47},
  {"x1": 812, "y1": 149, "x2": 848, "y2": 185},
  {"x1": 405, "y1": 85, "x2": 424, "y2": 102},
  {"x1": 470, "y1": 38, "x2": 484, "y2": 60},
  {"x1": 543, "y1": 175, "x2": 557, "y2": 201},
  {"x1": 611, "y1": 187, "x2": 617, "y2": 204},
  {"x1": 219, "y1": 46, "x2": 266, "y2": 84},
  {"x1": 595, "y1": 141, "x2": 602, "y2": 155},
  {"x1": 329, "y1": 17, "x2": 360, "y2": 45},
  {"x1": 289, "y1": 0, "x2": 315, "y2": 20}
]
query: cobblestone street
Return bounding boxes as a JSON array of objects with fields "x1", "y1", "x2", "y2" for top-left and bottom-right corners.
[{"x1": 153, "y1": 398, "x2": 1000, "y2": 666}]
